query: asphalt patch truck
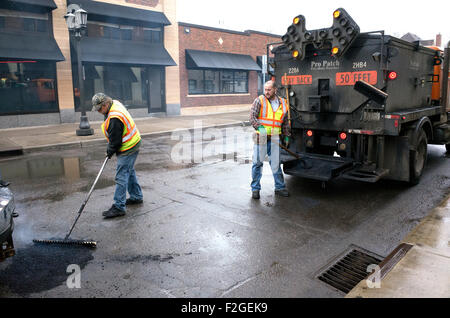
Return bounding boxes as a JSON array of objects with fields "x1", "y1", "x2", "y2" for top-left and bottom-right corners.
[{"x1": 272, "y1": 8, "x2": 450, "y2": 184}]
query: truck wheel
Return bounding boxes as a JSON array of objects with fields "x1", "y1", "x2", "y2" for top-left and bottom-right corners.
[{"x1": 409, "y1": 130, "x2": 427, "y2": 185}]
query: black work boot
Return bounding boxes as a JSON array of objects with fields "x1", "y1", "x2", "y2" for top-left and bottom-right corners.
[
  {"x1": 102, "y1": 205, "x2": 126, "y2": 219},
  {"x1": 275, "y1": 189, "x2": 289, "y2": 197},
  {"x1": 126, "y1": 198, "x2": 143, "y2": 205},
  {"x1": 252, "y1": 190, "x2": 260, "y2": 200},
  {"x1": 0, "y1": 180, "x2": 10, "y2": 187}
]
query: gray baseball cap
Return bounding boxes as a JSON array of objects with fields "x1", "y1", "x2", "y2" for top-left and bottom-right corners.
[{"x1": 91, "y1": 93, "x2": 108, "y2": 111}]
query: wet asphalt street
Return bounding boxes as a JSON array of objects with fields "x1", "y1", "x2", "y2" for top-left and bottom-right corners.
[{"x1": 0, "y1": 125, "x2": 449, "y2": 298}]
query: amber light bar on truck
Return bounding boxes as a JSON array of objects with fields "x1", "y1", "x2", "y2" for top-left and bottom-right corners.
[{"x1": 281, "y1": 8, "x2": 360, "y2": 60}]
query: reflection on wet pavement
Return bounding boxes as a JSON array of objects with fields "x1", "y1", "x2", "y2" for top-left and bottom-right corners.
[{"x1": 0, "y1": 156, "x2": 82, "y2": 180}]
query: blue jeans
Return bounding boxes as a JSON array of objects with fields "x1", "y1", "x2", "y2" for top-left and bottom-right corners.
[
  {"x1": 113, "y1": 151, "x2": 143, "y2": 211},
  {"x1": 251, "y1": 138, "x2": 286, "y2": 191}
]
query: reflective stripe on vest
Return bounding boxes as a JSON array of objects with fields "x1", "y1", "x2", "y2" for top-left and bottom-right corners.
[
  {"x1": 257, "y1": 95, "x2": 287, "y2": 135},
  {"x1": 101, "y1": 100, "x2": 141, "y2": 152}
]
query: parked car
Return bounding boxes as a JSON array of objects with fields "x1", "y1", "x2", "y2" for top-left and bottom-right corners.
[{"x1": 0, "y1": 185, "x2": 16, "y2": 261}]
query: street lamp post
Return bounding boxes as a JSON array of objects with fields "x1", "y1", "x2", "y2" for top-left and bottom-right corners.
[{"x1": 65, "y1": 4, "x2": 93, "y2": 136}]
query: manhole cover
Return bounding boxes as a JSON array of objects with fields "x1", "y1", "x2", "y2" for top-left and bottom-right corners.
[{"x1": 316, "y1": 246, "x2": 383, "y2": 294}]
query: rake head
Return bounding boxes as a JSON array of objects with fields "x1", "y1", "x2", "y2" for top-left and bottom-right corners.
[{"x1": 33, "y1": 239, "x2": 97, "y2": 248}]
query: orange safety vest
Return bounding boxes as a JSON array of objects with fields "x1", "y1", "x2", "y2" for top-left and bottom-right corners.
[
  {"x1": 257, "y1": 95, "x2": 288, "y2": 136},
  {"x1": 101, "y1": 100, "x2": 141, "y2": 152}
]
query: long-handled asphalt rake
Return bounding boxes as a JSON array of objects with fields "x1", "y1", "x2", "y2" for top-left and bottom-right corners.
[{"x1": 33, "y1": 156, "x2": 109, "y2": 248}]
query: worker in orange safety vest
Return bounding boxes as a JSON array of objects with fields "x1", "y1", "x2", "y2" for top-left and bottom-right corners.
[
  {"x1": 249, "y1": 80, "x2": 291, "y2": 199},
  {"x1": 92, "y1": 93, "x2": 143, "y2": 219}
]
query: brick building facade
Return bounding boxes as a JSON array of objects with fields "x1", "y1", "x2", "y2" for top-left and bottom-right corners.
[{"x1": 178, "y1": 22, "x2": 281, "y2": 111}]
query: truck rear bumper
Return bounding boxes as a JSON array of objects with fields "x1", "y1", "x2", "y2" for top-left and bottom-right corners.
[{"x1": 282, "y1": 152, "x2": 353, "y2": 181}]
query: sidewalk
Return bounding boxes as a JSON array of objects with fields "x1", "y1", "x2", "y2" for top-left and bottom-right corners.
[
  {"x1": 347, "y1": 193, "x2": 450, "y2": 298},
  {"x1": 0, "y1": 109, "x2": 250, "y2": 155}
]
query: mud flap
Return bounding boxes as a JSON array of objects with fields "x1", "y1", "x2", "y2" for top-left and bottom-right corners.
[
  {"x1": 283, "y1": 153, "x2": 353, "y2": 181},
  {"x1": 382, "y1": 135, "x2": 410, "y2": 182}
]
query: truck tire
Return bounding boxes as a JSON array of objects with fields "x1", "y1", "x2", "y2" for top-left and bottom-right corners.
[{"x1": 409, "y1": 129, "x2": 427, "y2": 185}]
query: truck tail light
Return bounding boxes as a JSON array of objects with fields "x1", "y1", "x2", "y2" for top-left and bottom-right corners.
[
  {"x1": 339, "y1": 132, "x2": 347, "y2": 140},
  {"x1": 388, "y1": 71, "x2": 397, "y2": 80},
  {"x1": 307, "y1": 130, "x2": 313, "y2": 137}
]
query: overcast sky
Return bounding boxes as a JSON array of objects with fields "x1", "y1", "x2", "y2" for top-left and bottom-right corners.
[{"x1": 177, "y1": 0, "x2": 449, "y2": 46}]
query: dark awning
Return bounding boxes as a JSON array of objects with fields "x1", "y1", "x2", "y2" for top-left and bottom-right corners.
[
  {"x1": 1, "y1": 0, "x2": 57, "y2": 12},
  {"x1": 68, "y1": 0, "x2": 171, "y2": 27},
  {"x1": 0, "y1": 32, "x2": 64, "y2": 61},
  {"x1": 186, "y1": 50, "x2": 261, "y2": 71},
  {"x1": 80, "y1": 37, "x2": 176, "y2": 67}
]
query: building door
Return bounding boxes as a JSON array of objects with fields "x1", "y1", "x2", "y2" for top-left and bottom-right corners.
[{"x1": 148, "y1": 66, "x2": 164, "y2": 113}]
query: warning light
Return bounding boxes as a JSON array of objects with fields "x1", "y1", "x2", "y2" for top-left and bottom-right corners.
[
  {"x1": 292, "y1": 50, "x2": 300, "y2": 58},
  {"x1": 333, "y1": 10, "x2": 341, "y2": 18},
  {"x1": 339, "y1": 132, "x2": 347, "y2": 140},
  {"x1": 332, "y1": 47, "x2": 339, "y2": 54},
  {"x1": 388, "y1": 71, "x2": 398, "y2": 80},
  {"x1": 306, "y1": 130, "x2": 313, "y2": 137},
  {"x1": 293, "y1": 16, "x2": 301, "y2": 25}
]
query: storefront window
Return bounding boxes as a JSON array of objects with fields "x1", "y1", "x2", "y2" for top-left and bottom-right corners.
[
  {"x1": 0, "y1": 59, "x2": 58, "y2": 115},
  {"x1": 87, "y1": 22, "x2": 162, "y2": 43},
  {"x1": 143, "y1": 27, "x2": 162, "y2": 43},
  {"x1": 234, "y1": 71, "x2": 248, "y2": 93},
  {"x1": 187, "y1": 70, "x2": 204, "y2": 94},
  {"x1": 204, "y1": 70, "x2": 219, "y2": 93},
  {"x1": 80, "y1": 64, "x2": 149, "y2": 110},
  {"x1": 0, "y1": 9, "x2": 48, "y2": 34},
  {"x1": 221, "y1": 71, "x2": 234, "y2": 93},
  {"x1": 121, "y1": 28, "x2": 132, "y2": 41},
  {"x1": 188, "y1": 69, "x2": 248, "y2": 95}
]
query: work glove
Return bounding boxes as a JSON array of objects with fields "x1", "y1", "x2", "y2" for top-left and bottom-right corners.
[
  {"x1": 257, "y1": 125, "x2": 266, "y2": 134},
  {"x1": 106, "y1": 148, "x2": 115, "y2": 159},
  {"x1": 0, "y1": 179, "x2": 10, "y2": 187},
  {"x1": 284, "y1": 136, "x2": 290, "y2": 149}
]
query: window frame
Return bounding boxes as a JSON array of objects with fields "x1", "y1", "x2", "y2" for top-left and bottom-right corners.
[
  {"x1": 0, "y1": 9, "x2": 49, "y2": 34},
  {"x1": 86, "y1": 21, "x2": 163, "y2": 43},
  {"x1": 187, "y1": 69, "x2": 249, "y2": 95}
]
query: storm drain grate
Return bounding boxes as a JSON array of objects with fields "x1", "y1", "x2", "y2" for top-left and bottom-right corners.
[{"x1": 317, "y1": 247, "x2": 383, "y2": 294}]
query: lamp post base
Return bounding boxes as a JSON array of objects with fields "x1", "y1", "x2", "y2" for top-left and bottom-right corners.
[
  {"x1": 76, "y1": 115, "x2": 94, "y2": 136},
  {"x1": 76, "y1": 128, "x2": 94, "y2": 136}
]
